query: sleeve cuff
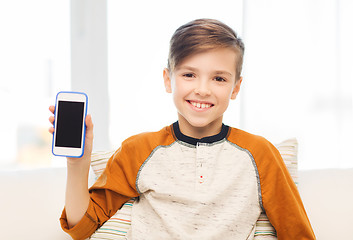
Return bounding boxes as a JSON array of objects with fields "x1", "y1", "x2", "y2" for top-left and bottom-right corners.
[{"x1": 60, "y1": 200, "x2": 99, "y2": 240}]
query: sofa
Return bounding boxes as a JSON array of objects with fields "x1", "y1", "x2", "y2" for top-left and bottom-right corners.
[{"x1": 1, "y1": 161, "x2": 352, "y2": 239}]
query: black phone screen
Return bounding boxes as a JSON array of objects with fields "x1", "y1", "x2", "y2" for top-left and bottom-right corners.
[{"x1": 55, "y1": 101, "x2": 84, "y2": 148}]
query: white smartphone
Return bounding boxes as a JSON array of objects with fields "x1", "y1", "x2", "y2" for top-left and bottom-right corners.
[{"x1": 52, "y1": 91, "x2": 88, "y2": 158}]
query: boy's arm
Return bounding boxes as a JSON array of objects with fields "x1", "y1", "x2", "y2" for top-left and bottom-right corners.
[
  {"x1": 49, "y1": 106, "x2": 92, "y2": 229},
  {"x1": 60, "y1": 147, "x2": 139, "y2": 240},
  {"x1": 60, "y1": 188, "x2": 132, "y2": 240},
  {"x1": 59, "y1": 152, "x2": 138, "y2": 240},
  {"x1": 64, "y1": 114, "x2": 93, "y2": 228},
  {"x1": 60, "y1": 144, "x2": 140, "y2": 239},
  {"x1": 258, "y1": 141, "x2": 316, "y2": 239},
  {"x1": 50, "y1": 106, "x2": 136, "y2": 240},
  {"x1": 64, "y1": 157, "x2": 91, "y2": 229}
]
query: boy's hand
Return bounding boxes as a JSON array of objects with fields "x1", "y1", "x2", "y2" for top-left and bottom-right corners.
[{"x1": 48, "y1": 105, "x2": 94, "y2": 165}]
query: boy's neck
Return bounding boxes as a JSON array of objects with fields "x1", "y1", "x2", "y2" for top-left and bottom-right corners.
[{"x1": 177, "y1": 117, "x2": 223, "y2": 139}]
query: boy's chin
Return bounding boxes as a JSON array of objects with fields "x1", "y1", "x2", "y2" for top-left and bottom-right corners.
[
  {"x1": 183, "y1": 118, "x2": 223, "y2": 130},
  {"x1": 189, "y1": 121, "x2": 212, "y2": 128}
]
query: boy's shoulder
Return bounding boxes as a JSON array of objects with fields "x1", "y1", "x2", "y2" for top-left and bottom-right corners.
[
  {"x1": 227, "y1": 127, "x2": 267, "y2": 144},
  {"x1": 226, "y1": 126, "x2": 285, "y2": 170},
  {"x1": 121, "y1": 124, "x2": 176, "y2": 150},
  {"x1": 226, "y1": 126, "x2": 276, "y2": 153},
  {"x1": 110, "y1": 125, "x2": 176, "y2": 166}
]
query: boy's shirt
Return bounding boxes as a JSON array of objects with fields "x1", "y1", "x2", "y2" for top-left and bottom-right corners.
[{"x1": 60, "y1": 122, "x2": 315, "y2": 240}]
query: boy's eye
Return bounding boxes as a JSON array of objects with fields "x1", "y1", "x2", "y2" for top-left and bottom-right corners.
[
  {"x1": 183, "y1": 73, "x2": 194, "y2": 78},
  {"x1": 214, "y1": 76, "x2": 226, "y2": 82}
]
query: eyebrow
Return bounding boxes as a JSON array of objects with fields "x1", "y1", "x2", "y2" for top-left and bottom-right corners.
[
  {"x1": 214, "y1": 71, "x2": 233, "y2": 77},
  {"x1": 176, "y1": 66, "x2": 234, "y2": 77},
  {"x1": 175, "y1": 66, "x2": 198, "y2": 72}
]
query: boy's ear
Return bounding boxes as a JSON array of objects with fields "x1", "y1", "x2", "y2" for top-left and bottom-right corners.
[
  {"x1": 163, "y1": 68, "x2": 172, "y2": 93},
  {"x1": 231, "y1": 77, "x2": 242, "y2": 100}
]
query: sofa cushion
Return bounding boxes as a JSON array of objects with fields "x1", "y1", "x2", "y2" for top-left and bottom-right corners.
[
  {"x1": 298, "y1": 168, "x2": 353, "y2": 240},
  {"x1": 0, "y1": 167, "x2": 71, "y2": 240}
]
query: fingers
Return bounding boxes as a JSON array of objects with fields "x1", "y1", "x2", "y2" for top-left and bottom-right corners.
[
  {"x1": 49, "y1": 105, "x2": 55, "y2": 114},
  {"x1": 49, "y1": 115, "x2": 54, "y2": 124},
  {"x1": 49, "y1": 106, "x2": 55, "y2": 134}
]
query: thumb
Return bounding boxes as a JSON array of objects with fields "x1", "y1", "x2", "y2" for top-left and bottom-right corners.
[{"x1": 83, "y1": 114, "x2": 94, "y2": 156}]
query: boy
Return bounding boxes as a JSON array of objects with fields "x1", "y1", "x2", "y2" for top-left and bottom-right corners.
[{"x1": 49, "y1": 19, "x2": 315, "y2": 239}]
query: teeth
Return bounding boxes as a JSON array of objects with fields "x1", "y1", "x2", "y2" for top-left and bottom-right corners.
[{"x1": 190, "y1": 101, "x2": 211, "y2": 109}]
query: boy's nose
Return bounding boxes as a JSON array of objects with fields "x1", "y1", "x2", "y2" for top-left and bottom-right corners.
[{"x1": 194, "y1": 80, "x2": 211, "y2": 96}]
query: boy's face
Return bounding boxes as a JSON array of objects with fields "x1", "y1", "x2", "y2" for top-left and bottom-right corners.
[{"x1": 164, "y1": 48, "x2": 242, "y2": 138}]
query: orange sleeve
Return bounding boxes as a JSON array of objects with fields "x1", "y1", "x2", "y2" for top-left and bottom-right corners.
[
  {"x1": 59, "y1": 146, "x2": 139, "y2": 240},
  {"x1": 60, "y1": 126, "x2": 175, "y2": 240},
  {"x1": 228, "y1": 129, "x2": 316, "y2": 239}
]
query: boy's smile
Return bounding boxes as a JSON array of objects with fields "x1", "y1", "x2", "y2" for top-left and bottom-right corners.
[
  {"x1": 164, "y1": 48, "x2": 242, "y2": 139},
  {"x1": 187, "y1": 100, "x2": 214, "y2": 111}
]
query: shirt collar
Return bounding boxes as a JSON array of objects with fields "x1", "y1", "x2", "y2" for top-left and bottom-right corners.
[{"x1": 172, "y1": 121, "x2": 229, "y2": 146}]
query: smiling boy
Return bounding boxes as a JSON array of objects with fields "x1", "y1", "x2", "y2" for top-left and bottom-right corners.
[
  {"x1": 163, "y1": 47, "x2": 242, "y2": 139},
  {"x1": 52, "y1": 19, "x2": 315, "y2": 239}
]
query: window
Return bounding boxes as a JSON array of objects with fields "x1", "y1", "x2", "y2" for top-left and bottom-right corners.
[
  {"x1": 0, "y1": 0, "x2": 70, "y2": 169},
  {"x1": 242, "y1": 0, "x2": 353, "y2": 169},
  {"x1": 3, "y1": 0, "x2": 351, "y2": 171}
]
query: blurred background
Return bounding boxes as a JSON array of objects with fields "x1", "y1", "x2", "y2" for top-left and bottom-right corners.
[{"x1": 0, "y1": 0, "x2": 352, "y2": 170}]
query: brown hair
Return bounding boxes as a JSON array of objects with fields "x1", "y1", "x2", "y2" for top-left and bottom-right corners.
[{"x1": 167, "y1": 18, "x2": 245, "y2": 80}]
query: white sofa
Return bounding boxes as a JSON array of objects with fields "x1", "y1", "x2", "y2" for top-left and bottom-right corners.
[{"x1": 1, "y1": 167, "x2": 352, "y2": 240}]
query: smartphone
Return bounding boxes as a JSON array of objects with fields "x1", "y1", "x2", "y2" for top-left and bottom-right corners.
[{"x1": 52, "y1": 91, "x2": 88, "y2": 158}]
